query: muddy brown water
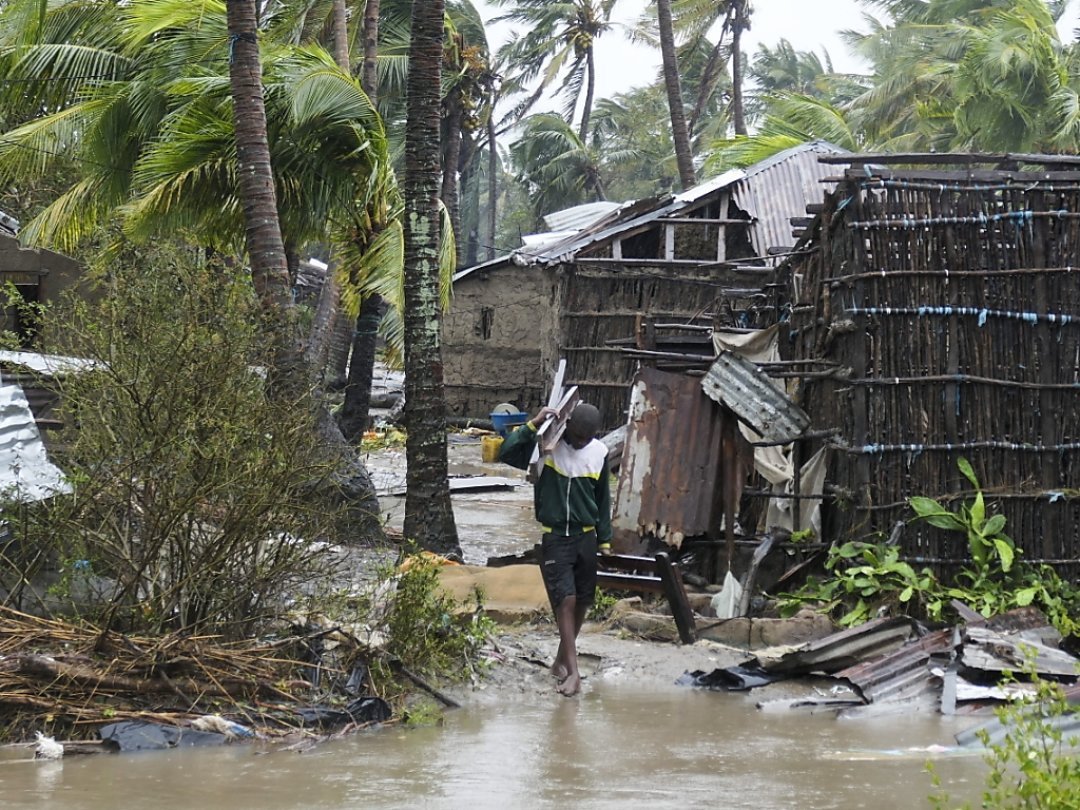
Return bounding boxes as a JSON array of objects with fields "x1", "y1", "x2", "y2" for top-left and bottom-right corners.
[
  {"x1": 0, "y1": 439, "x2": 989, "y2": 808},
  {"x1": 0, "y1": 689, "x2": 986, "y2": 809}
]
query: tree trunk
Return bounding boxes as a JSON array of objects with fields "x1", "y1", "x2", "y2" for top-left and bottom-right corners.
[
  {"x1": 337, "y1": 0, "x2": 387, "y2": 432},
  {"x1": 402, "y1": 0, "x2": 460, "y2": 557},
  {"x1": 731, "y1": 1, "x2": 748, "y2": 137},
  {"x1": 339, "y1": 292, "x2": 386, "y2": 442},
  {"x1": 441, "y1": 86, "x2": 463, "y2": 269},
  {"x1": 331, "y1": 0, "x2": 349, "y2": 72},
  {"x1": 578, "y1": 46, "x2": 596, "y2": 142},
  {"x1": 225, "y1": 0, "x2": 292, "y2": 321},
  {"x1": 312, "y1": 0, "x2": 352, "y2": 377},
  {"x1": 226, "y1": 0, "x2": 383, "y2": 544},
  {"x1": 657, "y1": 0, "x2": 696, "y2": 190},
  {"x1": 486, "y1": 105, "x2": 497, "y2": 261},
  {"x1": 362, "y1": 0, "x2": 381, "y2": 104}
]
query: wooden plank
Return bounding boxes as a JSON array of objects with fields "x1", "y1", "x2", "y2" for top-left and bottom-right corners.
[
  {"x1": 537, "y1": 386, "x2": 580, "y2": 452},
  {"x1": 655, "y1": 551, "x2": 697, "y2": 644}
]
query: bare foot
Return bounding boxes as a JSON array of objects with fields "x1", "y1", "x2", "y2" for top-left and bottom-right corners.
[
  {"x1": 550, "y1": 661, "x2": 569, "y2": 681},
  {"x1": 557, "y1": 673, "x2": 581, "y2": 697}
]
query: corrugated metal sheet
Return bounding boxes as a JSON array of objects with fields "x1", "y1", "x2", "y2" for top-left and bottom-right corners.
[
  {"x1": 612, "y1": 367, "x2": 742, "y2": 548},
  {"x1": 731, "y1": 140, "x2": 848, "y2": 257},
  {"x1": 0, "y1": 382, "x2": 70, "y2": 503},
  {"x1": 835, "y1": 629, "x2": 954, "y2": 704},
  {"x1": 756, "y1": 616, "x2": 918, "y2": 675},
  {"x1": 701, "y1": 351, "x2": 811, "y2": 443},
  {"x1": 0, "y1": 351, "x2": 97, "y2": 376},
  {"x1": 542, "y1": 201, "x2": 622, "y2": 233},
  {"x1": 452, "y1": 141, "x2": 849, "y2": 280}
]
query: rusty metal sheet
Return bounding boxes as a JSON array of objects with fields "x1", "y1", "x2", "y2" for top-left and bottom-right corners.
[
  {"x1": 701, "y1": 351, "x2": 810, "y2": 443},
  {"x1": 612, "y1": 367, "x2": 746, "y2": 548}
]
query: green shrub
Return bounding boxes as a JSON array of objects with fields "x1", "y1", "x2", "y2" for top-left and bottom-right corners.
[{"x1": 10, "y1": 244, "x2": 344, "y2": 637}]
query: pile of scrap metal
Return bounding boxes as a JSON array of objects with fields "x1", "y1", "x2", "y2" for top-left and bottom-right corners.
[{"x1": 679, "y1": 606, "x2": 1079, "y2": 720}]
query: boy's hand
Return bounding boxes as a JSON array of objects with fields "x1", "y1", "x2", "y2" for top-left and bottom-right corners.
[{"x1": 529, "y1": 406, "x2": 557, "y2": 427}]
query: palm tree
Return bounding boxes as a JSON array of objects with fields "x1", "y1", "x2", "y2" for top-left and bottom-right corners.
[
  {"x1": 401, "y1": 0, "x2": 459, "y2": 557},
  {"x1": 668, "y1": 0, "x2": 753, "y2": 136},
  {"x1": 492, "y1": 0, "x2": 620, "y2": 140},
  {"x1": 656, "y1": 0, "x2": 695, "y2": 189},
  {"x1": 224, "y1": 0, "x2": 294, "y2": 341},
  {"x1": 510, "y1": 113, "x2": 606, "y2": 224},
  {"x1": 0, "y1": 0, "x2": 393, "y2": 540}
]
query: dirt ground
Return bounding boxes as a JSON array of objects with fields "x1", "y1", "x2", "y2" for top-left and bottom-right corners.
[{"x1": 439, "y1": 618, "x2": 748, "y2": 707}]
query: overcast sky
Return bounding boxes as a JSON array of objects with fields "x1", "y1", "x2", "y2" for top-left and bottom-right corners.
[{"x1": 475, "y1": 0, "x2": 1080, "y2": 105}]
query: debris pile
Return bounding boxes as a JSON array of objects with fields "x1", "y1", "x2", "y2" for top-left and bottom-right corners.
[
  {"x1": 680, "y1": 607, "x2": 1080, "y2": 720},
  {"x1": 0, "y1": 605, "x2": 391, "y2": 752}
]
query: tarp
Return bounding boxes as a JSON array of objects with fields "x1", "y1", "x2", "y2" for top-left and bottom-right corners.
[{"x1": 0, "y1": 382, "x2": 70, "y2": 503}]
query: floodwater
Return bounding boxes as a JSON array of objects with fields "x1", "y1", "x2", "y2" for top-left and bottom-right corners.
[
  {"x1": 0, "y1": 437, "x2": 990, "y2": 808},
  {"x1": 0, "y1": 687, "x2": 987, "y2": 809}
]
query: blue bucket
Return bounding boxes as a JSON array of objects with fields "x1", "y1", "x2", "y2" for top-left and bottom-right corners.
[{"x1": 490, "y1": 411, "x2": 528, "y2": 436}]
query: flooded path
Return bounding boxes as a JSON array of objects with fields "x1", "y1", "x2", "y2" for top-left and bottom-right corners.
[{"x1": 1, "y1": 685, "x2": 986, "y2": 809}]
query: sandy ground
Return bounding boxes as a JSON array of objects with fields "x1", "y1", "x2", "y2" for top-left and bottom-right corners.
[{"x1": 449, "y1": 622, "x2": 749, "y2": 706}]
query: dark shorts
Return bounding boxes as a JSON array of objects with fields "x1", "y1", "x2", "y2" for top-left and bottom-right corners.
[{"x1": 540, "y1": 531, "x2": 598, "y2": 608}]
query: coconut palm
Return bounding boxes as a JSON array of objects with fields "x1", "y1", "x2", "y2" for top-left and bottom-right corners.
[
  {"x1": 656, "y1": 0, "x2": 694, "y2": 189},
  {"x1": 510, "y1": 113, "x2": 606, "y2": 225},
  {"x1": 492, "y1": 0, "x2": 620, "y2": 140},
  {"x1": 402, "y1": 0, "x2": 460, "y2": 557}
]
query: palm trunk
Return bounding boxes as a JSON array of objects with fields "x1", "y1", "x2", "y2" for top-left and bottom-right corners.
[
  {"x1": 362, "y1": 0, "x2": 380, "y2": 104},
  {"x1": 403, "y1": 0, "x2": 459, "y2": 557},
  {"x1": 441, "y1": 86, "x2": 463, "y2": 269},
  {"x1": 657, "y1": 0, "x2": 696, "y2": 190},
  {"x1": 339, "y1": 293, "x2": 385, "y2": 442},
  {"x1": 337, "y1": 0, "x2": 387, "y2": 433},
  {"x1": 486, "y1": 105, "x2": 497, "y2": 261},
  {"x1": 312, "y1": 0, "x2": 351, "y2": 377},
  {"x1": 578, "y1": 46, "x2": 596, "y2": 142},
  {"x1": 226, "y1": 0, "x2": 383, "y2": 544},
  {"x1": 331, "y1": 0, "x2": 349, "y2": 71},
  {"x1": 731, "y1": 1, "x2": 747, "y2": 137},
  {"x1": 225, "y1": 0, "x2": 292, "y2": 320}
]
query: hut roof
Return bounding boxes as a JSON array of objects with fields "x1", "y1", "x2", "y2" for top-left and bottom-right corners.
[{"x1": 454, "y1": 140, "x2": 849, "y2": 282}]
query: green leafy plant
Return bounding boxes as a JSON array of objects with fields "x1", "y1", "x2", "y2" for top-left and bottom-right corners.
[
  {"x1": 779, "y1": 541, "x2": 939, "y2": 626},
  {"x1": 909, "y1": 457, "x2": 1016, "y2": 576},
  {"x1": 378, "y1": 554, "x2": 494, "y2": 681},
  {"x1": 10, "y1": 245, "x2": 343, "y2": 637}
]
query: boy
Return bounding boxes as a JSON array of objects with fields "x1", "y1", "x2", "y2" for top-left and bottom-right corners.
[{"x1": 499, "y1": 402, "x2": 612, "y2": 696}]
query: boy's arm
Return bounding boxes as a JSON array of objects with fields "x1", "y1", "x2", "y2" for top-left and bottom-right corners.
[
  {"x1": 497, "y1": 421, "x2": 538, "y2": 469},
  {"x1": 497, "y1": 406, "x2": 556, "y2": 470}
]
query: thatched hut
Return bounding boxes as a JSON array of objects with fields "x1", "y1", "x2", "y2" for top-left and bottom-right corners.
[{"x1": 782, "y1": 152, "x2": 1080, "y2": 579}]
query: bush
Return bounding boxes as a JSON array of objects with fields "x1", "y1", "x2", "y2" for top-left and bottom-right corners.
[{"x1": 9, "y1": 245, "x2": 345, "y2": 637}]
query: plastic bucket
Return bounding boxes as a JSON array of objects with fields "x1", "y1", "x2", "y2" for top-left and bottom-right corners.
[
  {"x1": 490, "y1": 411, "x2": 528, "y2": 436},
  {"x1": 481, "y1": 435, "x2": 504, "y2": 463}
]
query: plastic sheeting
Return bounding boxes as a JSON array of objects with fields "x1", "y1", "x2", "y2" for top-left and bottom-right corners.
[{"x1": 0, "y1": 382, "x2": 70, "y2": 503}]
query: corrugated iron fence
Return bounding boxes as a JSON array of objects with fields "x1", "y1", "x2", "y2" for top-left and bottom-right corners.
[{"x1": 787, "y1": 157, "x2": 1080, "y2": 579}]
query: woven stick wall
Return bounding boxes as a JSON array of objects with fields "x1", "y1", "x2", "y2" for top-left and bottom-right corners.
[{"x1": 787, "y1": 158, "x2": 1080, "y2": 579}]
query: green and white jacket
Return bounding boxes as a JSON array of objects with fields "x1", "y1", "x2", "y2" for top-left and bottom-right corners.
[{"x1": 498, "y1": 421, "x2": 612, "y2": 546}]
